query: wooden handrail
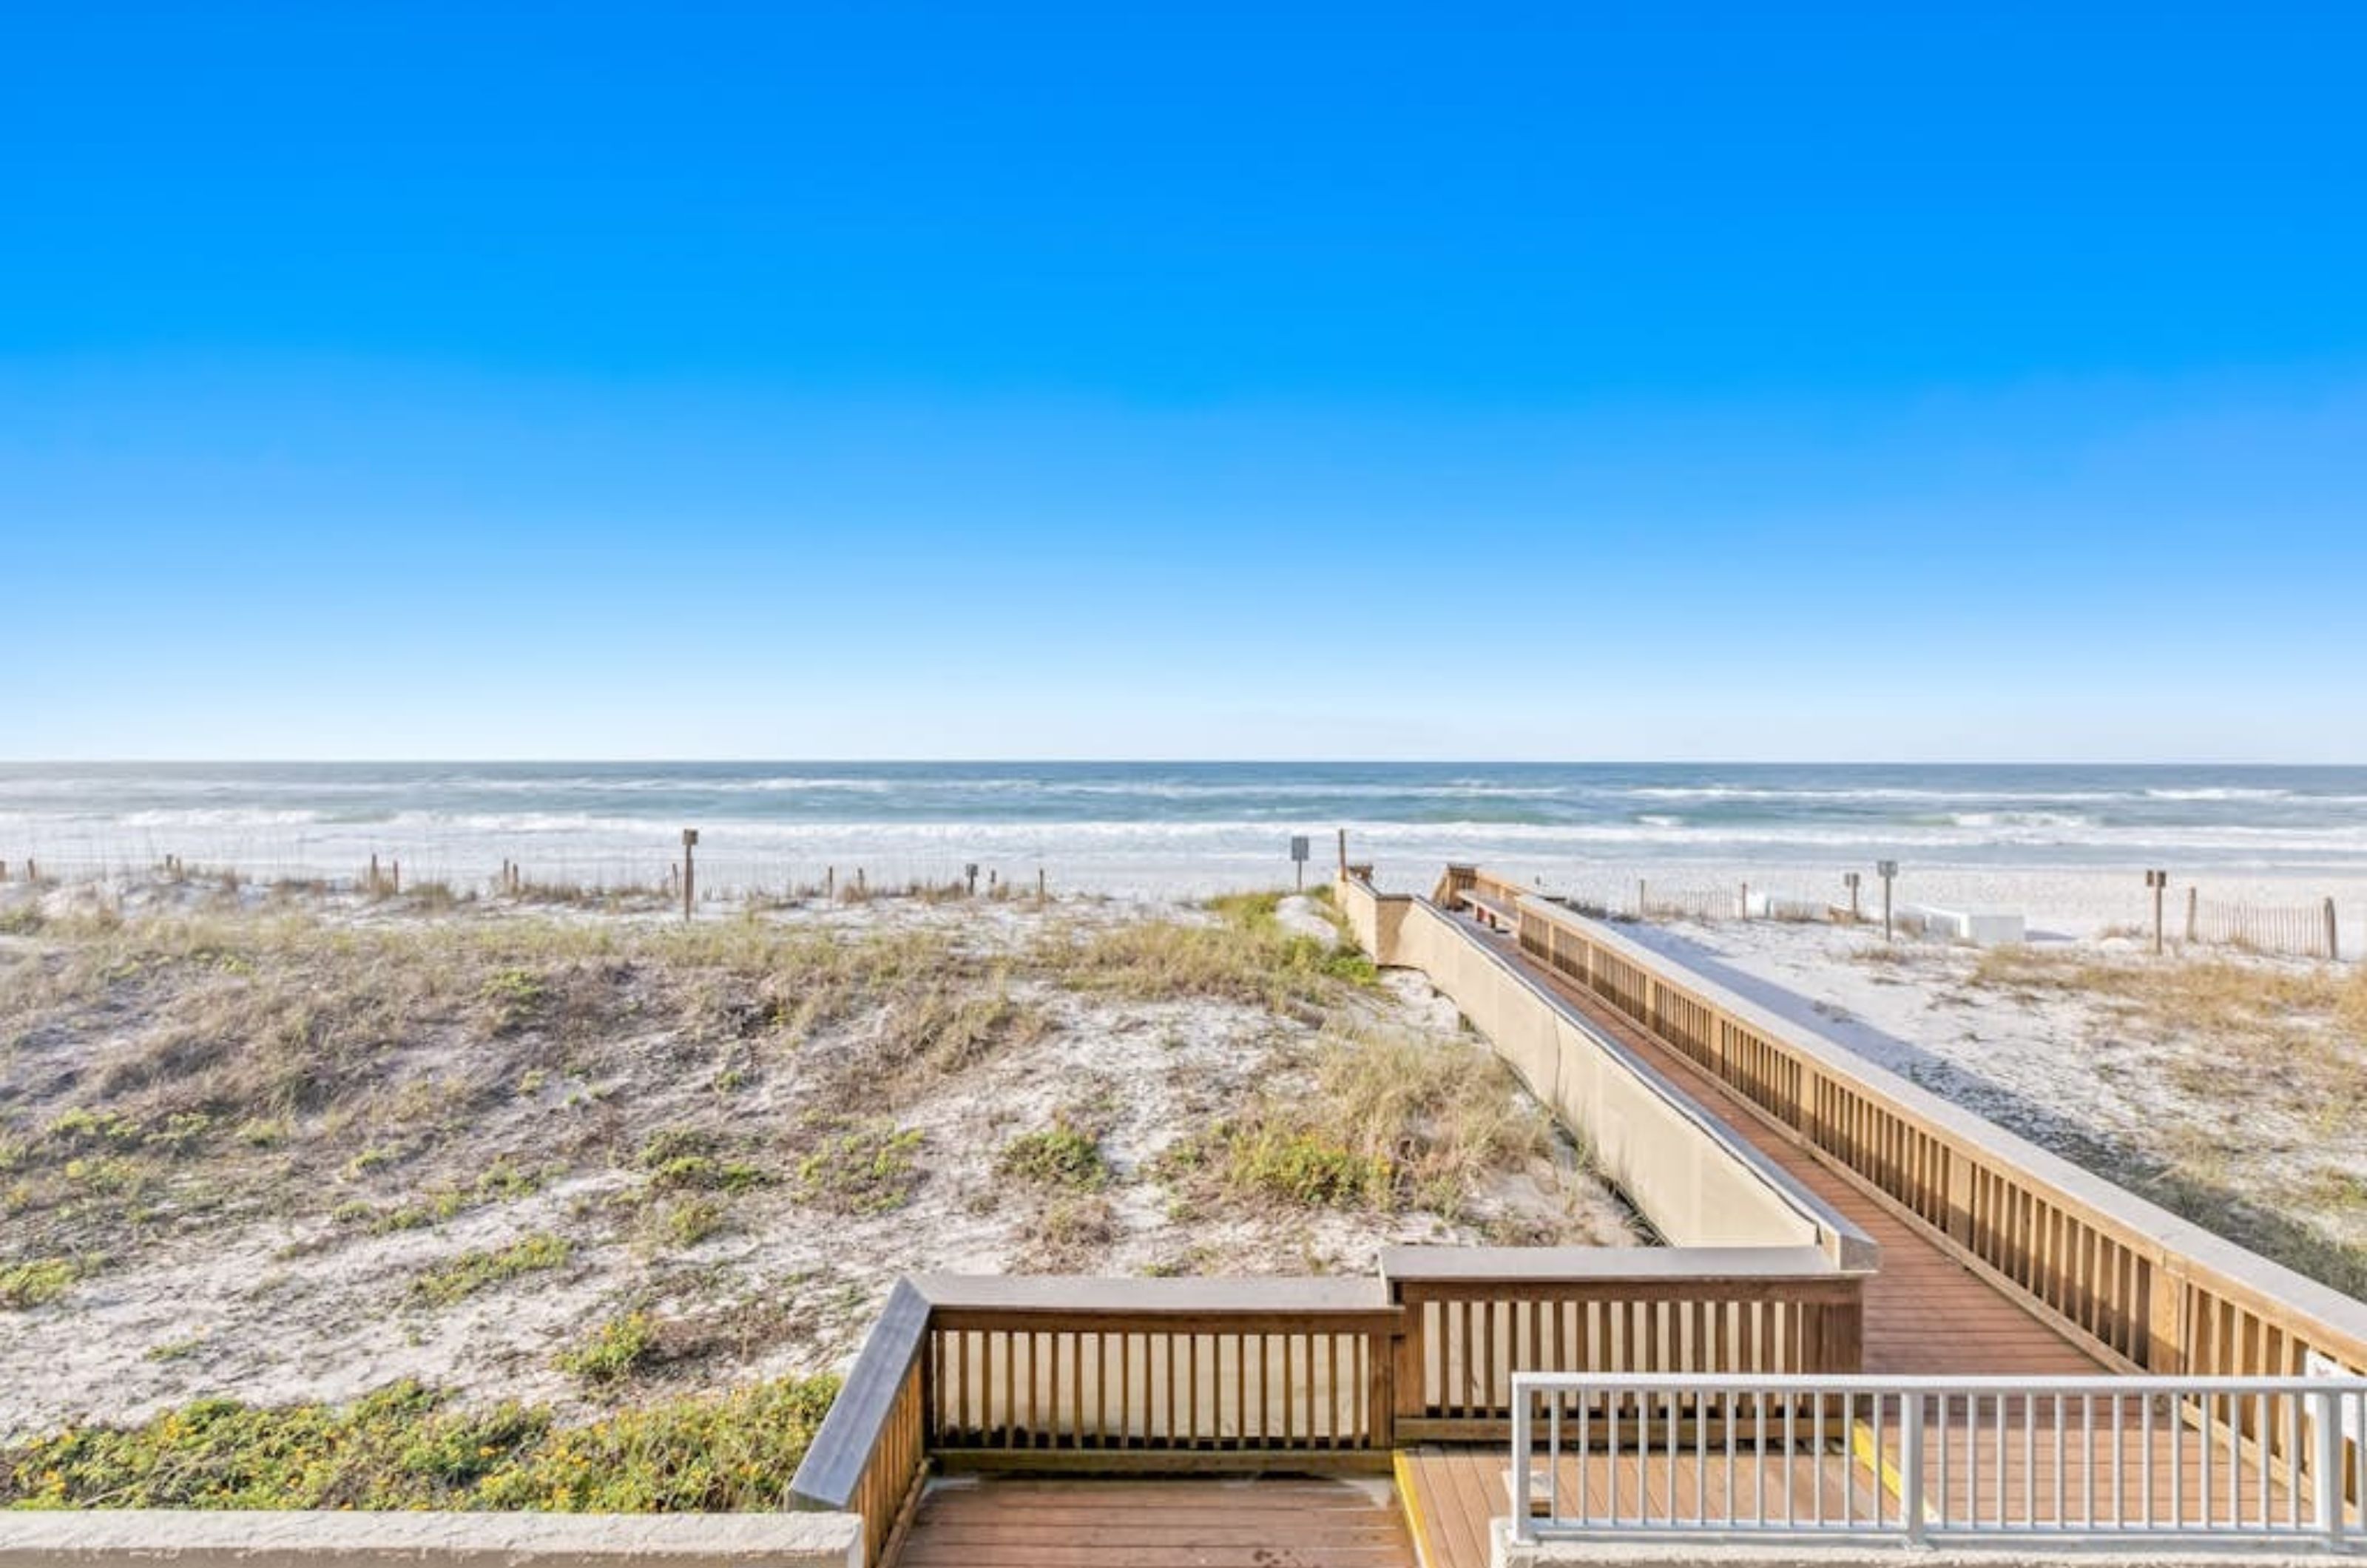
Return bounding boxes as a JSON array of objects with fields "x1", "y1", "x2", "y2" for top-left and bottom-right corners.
[
  {"x1": 915, "y1": 1274, "x2": 1401, "y2": 1472},
  {"x1": 794, "y1": 1253, "x2": 1883, "y2": 1544},
  {"x1": 1477, "y1": 879, "x2": 2367, "y2": 1393},
  {"x1": 786, "y1": 1280, "x2": 929, "y2": 1567},
  {"x1": 1381, "y1": 1246, "x2": 1865, "y2": 1440}
]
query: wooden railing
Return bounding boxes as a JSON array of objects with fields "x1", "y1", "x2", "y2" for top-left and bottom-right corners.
[
  {"x1": 919, "y1": 1276, "x2": 1402, "y2": 1469},
  {"x1": 793, "y1": 1252, "x2": 1873, "y2": 1557},
  {"x1": 1453, "y1": 872, "x2": 2367, "y2": 1408},
  {"x1": 1385, "y1": 1246, "x2": 1866, "y2": 1441},
  {"x1": 786, "y1": 1280, "x2": 930, "y2": 1567}
]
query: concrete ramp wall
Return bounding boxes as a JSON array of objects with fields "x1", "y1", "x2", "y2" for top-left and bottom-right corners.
[{"x1": 1338, "y1": 877, "x2": 1870, "y2": 1265}]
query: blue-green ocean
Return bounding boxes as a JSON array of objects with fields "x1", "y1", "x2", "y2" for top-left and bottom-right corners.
[{"x1": 4, "y1": 762, "x2": 2366, "y2": 895}]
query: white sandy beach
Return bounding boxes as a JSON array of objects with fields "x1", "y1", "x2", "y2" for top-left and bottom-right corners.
[{"x1": 1500, "y1": 859, "x2": 2367, "y2": 949}]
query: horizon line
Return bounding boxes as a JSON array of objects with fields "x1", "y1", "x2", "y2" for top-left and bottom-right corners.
[{"x1": 7, "y1": 757, "x2": 2366, "y2": 771}]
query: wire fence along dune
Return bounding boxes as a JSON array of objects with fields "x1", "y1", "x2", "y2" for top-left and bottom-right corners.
[
  {"x1": 0, "y1": 850, "x2": 1058, "y2": 909},
  {"x1": 1569, "y1": 873, "x2": 2351, "y2": 962},
  {"x1": 2186, "y1": 894, "x2": 2342, "y2": 961},
  {"x1": 1632, "y1": 882, "x2": 1733, "y2": 922},
  {"x1": 1624, "y1": 879, "x2": 1851, "y2": 926}
]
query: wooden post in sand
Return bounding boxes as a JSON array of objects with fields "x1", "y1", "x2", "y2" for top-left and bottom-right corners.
[
  {"x1": 1740, "y1": 881, "x2": 1750, "y2": 921},
  {"x1": 2185, "y1": 885, "x2": 2199, "y2": 944},
  {"x1": 391, "y1": 859, "x2": 400, "y2": 896},
  {"x1": 1336, "y1": 828, "x2": 1347, "y2": 876},
  {"x1": 1844, "y1": 871, "x2": 1862, "y2": 922},
  {"x1": 680, "y1": 830, "x2": 698, "y2": 922},
  {"x1": 368, "y1": 854, "x2": 380, "y2": 893},
  {"x1": 1036, "y1": 868, "x2": 1047, "y2": 908},
  {"x1": 2146, "y1": 869, "x2": 2168, "y2": 955},
  {"x1": 2326, "y1": 897, "x2": 2341, "y2": 962}
]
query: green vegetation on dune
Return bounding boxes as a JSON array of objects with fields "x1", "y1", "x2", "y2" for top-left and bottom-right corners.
[
  {"x1": 0, "y1": 1258, "x2": 79, "y2": 1311},
  {"x1": 407, "y1": 1233, "x2": 571, "y2": 1306},
  {"x1": 0, "y1": 1376, "x2": 837, "y2": 1511},
  {"x1": 1036, "y1": 888, "x2": 1376, "y2": 1007},
  {"x1": 553, "y1": 1311, "x2": 660, "y2": 1388},
  {"x1": 788, "y1": 1119, "x2": 925, "y2": 1215},
  {"x1": 0, "y1": 911, "x2": 976, "y2": 1267},
  {"x1": 1159, "y1": 1024, "x2": 1556, "y2": 1219},
  {"x1": 996, "y1": 1118, "x2": 1110, "y2": 1192}
]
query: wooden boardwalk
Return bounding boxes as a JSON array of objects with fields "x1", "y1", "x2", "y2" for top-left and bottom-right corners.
[
  {"x1": 1467, "y1": 913, "x2": 2102, "y2": 1379},
  {"x1": 891, "y1": 1475, "x2": 1415, "y2": 1568},
  {"x1": 877, "y1": 917, "x2": 2198, "y2": 1568},
  {"x1": 1399, "y1": 1447, "x2": 1888, "y2": 1567},
  {"x1": 1391, "y1": 915, "x2": 2115, "y2": 1568}
]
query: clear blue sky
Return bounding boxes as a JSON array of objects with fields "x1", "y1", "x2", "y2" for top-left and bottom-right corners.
[{"x1": 7, "y1": 3, "x2": 2363, "y2": 761}]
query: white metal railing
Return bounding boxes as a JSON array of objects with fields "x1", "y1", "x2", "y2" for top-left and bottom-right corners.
[{"x1": 1510, "y1": 1373, "x2": 2366, "y2": 1550}]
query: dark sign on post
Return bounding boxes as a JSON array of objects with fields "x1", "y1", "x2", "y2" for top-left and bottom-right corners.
[{"x1": 1289, "y1": 835, "x2": 1310, "y2": 891}]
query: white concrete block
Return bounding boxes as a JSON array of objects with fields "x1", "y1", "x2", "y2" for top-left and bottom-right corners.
[{"x1": 1965, "y1": 910, "x2": 2026, "y2": 946}]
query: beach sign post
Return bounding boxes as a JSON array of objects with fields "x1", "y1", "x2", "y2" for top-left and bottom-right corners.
[
  {"x1": 2145, "y1": 868, "x2": 2170, "y2": 953},
  {"x1": 1877, "y1": 859, "x2": 1899, "y2": 941},
  {"x1": 1289, "y1": 834, "x2": 1310, "y2": 891},
  {"x1": 1844, "y1": 871, "x2": 1863, "y2": 923},
  {"x1": 681, "y1": 829, "x2": 698, "y2": 922}
]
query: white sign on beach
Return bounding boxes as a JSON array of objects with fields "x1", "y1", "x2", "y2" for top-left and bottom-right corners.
[{"x1": 2304, "y1": 1349, "x2": 2364, "y2": 1444}]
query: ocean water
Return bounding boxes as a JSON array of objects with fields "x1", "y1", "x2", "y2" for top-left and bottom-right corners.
[{"x1": 4, "y1": 762, "x2": 2367, "y2": 896}]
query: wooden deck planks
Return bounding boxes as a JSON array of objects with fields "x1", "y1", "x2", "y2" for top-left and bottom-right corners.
[
  {"x1": 1475, "y1": 917, "x2": 2102, "y2": 1376},
  {"x1": 1382, "y1": 919, "x2": 2132, "y2": 1568},
  {"x1": 891, "y1": 1475, "x2": 1417, "y2": 1568}
]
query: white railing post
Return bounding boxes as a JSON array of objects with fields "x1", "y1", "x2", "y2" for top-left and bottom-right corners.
[
  {"x1": 1501, "y1": 1371, "x2": 2366, "y2": 1550},
  {"x1": 1512, "y1": 1377, "x2": 1536, "y2": 1544},
  {"x1": 1900, "y1": 1390, "x2": 1928, "y2": 1545},
  {"x1": 2313, "y1": 1385, "x2": 2344, "y2": 1545}
]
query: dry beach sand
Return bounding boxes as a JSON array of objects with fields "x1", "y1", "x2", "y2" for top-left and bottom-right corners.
[{"x1": 0, "y1": 878, "x2": 1632, "y2": 1440}]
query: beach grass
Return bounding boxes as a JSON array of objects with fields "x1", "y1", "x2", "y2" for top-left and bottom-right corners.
[
  {"x1": 1033, "y1": 888, "x2": 1375, "y2": 1008},
  {"x1": 1962, "y1": 944, "x2": 2367, "y2": 1295},
  {"x1": 0, "y1": 1376, "x2": 837, "y2": 1511},
  {"x1": 1161, "y1": 1022, "x2": 1561, "y2": 1220}
]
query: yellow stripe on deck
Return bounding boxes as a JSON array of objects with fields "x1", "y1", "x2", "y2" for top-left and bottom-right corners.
[{"x1": 1851, "y1": 1417, "x2": 1917, "y2": 1517}]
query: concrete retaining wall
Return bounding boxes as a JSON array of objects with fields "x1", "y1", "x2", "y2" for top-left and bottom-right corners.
[
  {"x1": 0, "y1": 1512, "x2": 862, "y2": 1568},
  {"x1": 1338, "y1": 877, "x2": 1862, "y2": 1260}
]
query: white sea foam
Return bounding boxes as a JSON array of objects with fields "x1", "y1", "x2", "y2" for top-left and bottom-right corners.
[{"x1": 10, "y1": 766, "x2": 2367, "y2": 916}]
